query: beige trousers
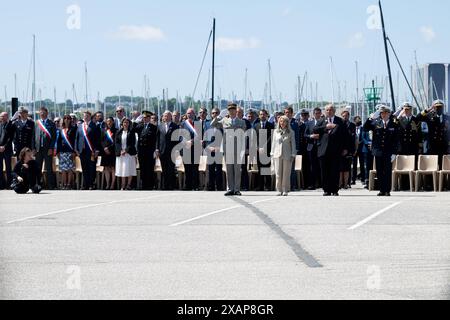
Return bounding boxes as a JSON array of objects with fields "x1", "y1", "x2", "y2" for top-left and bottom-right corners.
[{"x1": 274, "y1": 157, "x2": 293, "y2": 193}]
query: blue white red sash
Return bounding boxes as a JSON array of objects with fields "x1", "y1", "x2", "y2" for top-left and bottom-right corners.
[
  {"x1": 105, "y1": 129, "x2": 114, "y2": 144},
  {"x1": 61, "y1": 128, "x2": 74, "y2": 151},
  {"x1": 82, "y1": 123, "x2": 94, "y2": 152},
  {"x1": 185, "y1": 120, "x2": 199, "y2": 138},
  {"x1": 37, "y1": 120, "x2": 52, "y2": 140}
]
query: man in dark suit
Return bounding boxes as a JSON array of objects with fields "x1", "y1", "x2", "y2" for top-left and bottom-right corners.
[
  {"x1": 205, "y1": 108, "x2": 223, "y2": 191},
  {"x1": 254, "y1": 109, "x2": 274, "y2": 191},
  {"x1": 156, "y1": 111, "x2": 179, "y2": 190},
  {"x1": 364, "y1": 105, "x2": 400, "y2": 196},
  {"x1": 237, "y1": 107, "x2": 251, "y2": 191},
  {"x1": 12, "y1": 107, "x2": 35, "y2": 156},
  {"x1": 135, "y1": 111, "x2": 158, "y2": 190},
  {"x1": 298, "y1": 109, "x2": 311, "y2": 190},
  {"x1": 75, "y1": 111, "x2": 101, "y2": 190},
  {"x1": 284, "y1": 106, "x2": 301, "y2": 191},
  {"x1": 305, "y1": 108, "x2": 323, "y2": 190},
  {"x1": 34, "y1": 107, "x2": 57, "y2": 189},
  {"x1": 0, "y1": 112, "x2": 14, "y2": 189},
  {"x1": 181, "y1": 108, "x2": 201, "y2": 191},
  {"x1": 313, "y1": 104, "x2": 349, "y2": 196}
]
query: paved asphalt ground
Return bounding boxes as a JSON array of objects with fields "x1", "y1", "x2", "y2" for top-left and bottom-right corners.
[{"x1": 1, "y1": 184, "x2": 449, "y2": 300}]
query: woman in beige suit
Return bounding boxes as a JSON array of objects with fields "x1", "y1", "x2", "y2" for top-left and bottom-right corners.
[{"x1": 271, "y1": 116, "x2": 297, "y2": 196}]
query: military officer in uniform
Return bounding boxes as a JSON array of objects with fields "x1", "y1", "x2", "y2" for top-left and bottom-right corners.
[
  {"x1": 364, "y1": 105, "x2": 400, "y2": 196},
  {"x1": 211, "y1": 103, "x2": 247, "y2": 196},
  {"x1": 416, "y1": 100, "x2": 449, "y2": 169},
  {"x1": 135, "y1": 111, "x2": 159, "y2": 190},
  {"x1": 12, "y1": 107, "x2": 35, "y2": 156},
  {"x1": 396, "y1": 102, "x2": 422, "y2": 157}
]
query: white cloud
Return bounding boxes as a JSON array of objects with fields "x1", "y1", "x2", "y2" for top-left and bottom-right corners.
[
  {"x1": 112, "y1": 25, "x2": 165, "y2": 41},
  {"x1": 347, "y1": 32, "x2": 365, "y2": 48},
  {"x1": 216, "y1": 37, "x2": 261, "y2": 51},
  {"x1": 420, "y1": 26, "x2": 436, "y2": 43}
]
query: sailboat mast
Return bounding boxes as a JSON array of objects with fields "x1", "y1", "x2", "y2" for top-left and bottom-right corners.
[
  {"x1": 379, "y1": 0, "x2": 396, "y2": 110},
  {"x1": 268, "y1": 59, "x2": 272, "y2": 111},
  {"x1": 330, "y1": 57, "x2": 334, "y2": 105},
  {"x1": 32, "y1": 34, "x2": 36, "y2": 120},
  {"x1": 85, "y1": 61, "x2": 88, "y2": 110},
  {"x1": 355, "y1": 61, "x2": 360, "y2": 117},
  {"x1": 211, "y1": 18, "x2": 216, "y2": 111}
]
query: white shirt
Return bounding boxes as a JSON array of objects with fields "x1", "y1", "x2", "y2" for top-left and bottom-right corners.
[{"x1": 121, "y1": 131, "x2": 128, "y2": 151}]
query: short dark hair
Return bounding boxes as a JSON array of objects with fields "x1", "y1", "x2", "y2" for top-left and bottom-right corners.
[
  {"x1": 313, "y1": 107, "x2": 322, "y2": 113},
  {"x1": 260, "y1": 109, "x2": 269, "y2": 116},
  {"x1": 284, "y1": 106, "x2": 294, "y2": 114},
  {"x1": 39, "y1": 107, "x2": 48, "y2": 113}
]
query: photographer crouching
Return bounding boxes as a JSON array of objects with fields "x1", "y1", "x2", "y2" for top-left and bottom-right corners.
[{"x1": 11, "y1": 147, "x2": 42, "y2": 194}]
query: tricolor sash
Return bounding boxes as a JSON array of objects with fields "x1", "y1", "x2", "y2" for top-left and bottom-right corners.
[
  {"x1": 37, "y1": 120, "x2": 52, "y2": 140},
  {"x1": 105, "y1": 129, "x2": 114, "y2": 144},
  {"x1": 185, "y1": 120, "x2": 199, "y2": 138},
  {"x1": 82, "y1": 123, "x2": 94, "y2": 153},
  {"x1": 61, "y1": 128, "x2": 74, "y2": 151}
]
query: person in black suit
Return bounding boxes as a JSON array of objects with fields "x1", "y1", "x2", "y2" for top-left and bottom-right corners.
[
  {"x1": 33, "y1": 107, "x2": 57, "y2": 190},
  {"x1": 205, "y1": 108, "x2": 224, "y2": 191},
  {"x1": 352, "y1": 116, "x2": 365, "y2": 185},
  {"x1": 0, "y1": 112, "x2": 14, "y2": 189},
  {"x1": 100, "y1": 117, "x2": 117, "y2": 190},
  {"x1": 237, "y1": 107, "x2": 252, "y2": 191},
  {"x1": 181, "y1": 108, "x2": 201, "y2": 191},
  {"x1": 135, "y1": 111, "x2": 158, "y2": 190},
  {"x1": 313, "y1": 104, "x2": 349, "y2": 196},
  {"x1": 304, "y1": 108, "x2": 323, "y2": 190},
  {"x1": 75, "y1": 111, "x2": 101, "y2": 190},
  {"x1": 156, "y1": 111, "x2": 179, "y2": 190},
  {"x1": 364, "y1": 105, "x2": 400, "y2": 196},
  {"x1": 254, "y1": 109, "x2": 274, "y2": 191},
  {"x1": 298, "y1": 109, "x2": 311, "y2": 190},
  {"x1": 340, "y1": 110, "x2": 357, "y2": 189},
  {"x1": 284, "y1": 106, "x2": 301, "y2": 191}
]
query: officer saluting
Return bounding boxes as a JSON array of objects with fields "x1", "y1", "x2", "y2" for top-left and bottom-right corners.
[
  {"x1": 396, "y1": 102, "x2": 422, "y2": 157},
  {"x1": 364, "y1": 105, "x2": 400, "y2": 197},
  {"x1": 416, "y1": 100, "x2": 449, "y2": 169},
  {"x1": 12, "y1": 107, "x2": 35, "y2": 156}
]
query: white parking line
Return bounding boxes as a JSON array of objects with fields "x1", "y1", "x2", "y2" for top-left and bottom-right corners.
[
  {"x1": 348, "y1": 198, "x2": 414, "y2": 230},
  {"x1": 170, "y1": 197, "x2": 280, "y2": 227},
  {"x1": 5, "y1": 194, "x2": 179, "y2": 224}
]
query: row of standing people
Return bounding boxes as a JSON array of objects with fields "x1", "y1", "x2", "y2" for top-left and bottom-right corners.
[{"x1": 1, "y1": 100, "x2": 449, "y2": 195}]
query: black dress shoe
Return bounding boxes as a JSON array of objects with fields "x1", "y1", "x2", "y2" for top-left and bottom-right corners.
[
  {"x1": 224, "y1": 191, "x2": 234, "y2": 196},
  {"x1": 308, "y1": 186, "x2": 316, "y2": 191},
  {"x1": 333, "y1": 193, "x2": 339, "y2": 196},
  {"x1": 323, "y1": 192, "x2": 332, "y2": 197},
  {"x1": 234, "y1": 191, "x2": 242, "y2": 196},
  {"x1": 385, "y1": 192, "x2": 391, "y2": 197},
  {"x1": 377, "y1": 192, "x2": 386, "y2": 197}
]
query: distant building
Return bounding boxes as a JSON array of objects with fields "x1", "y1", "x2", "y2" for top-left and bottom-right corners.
[{"x1": 414, "y1": 63, "x2": 449, "y2": 113}]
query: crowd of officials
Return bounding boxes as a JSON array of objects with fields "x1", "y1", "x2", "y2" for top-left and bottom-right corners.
[{"x1": 0, "y1": 99, "x2": 449, "y2": 196}]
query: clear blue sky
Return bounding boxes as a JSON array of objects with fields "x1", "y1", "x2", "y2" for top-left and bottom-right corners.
[{"x1": 0, "y1": 0, "x2": 448, "y2": 104}]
